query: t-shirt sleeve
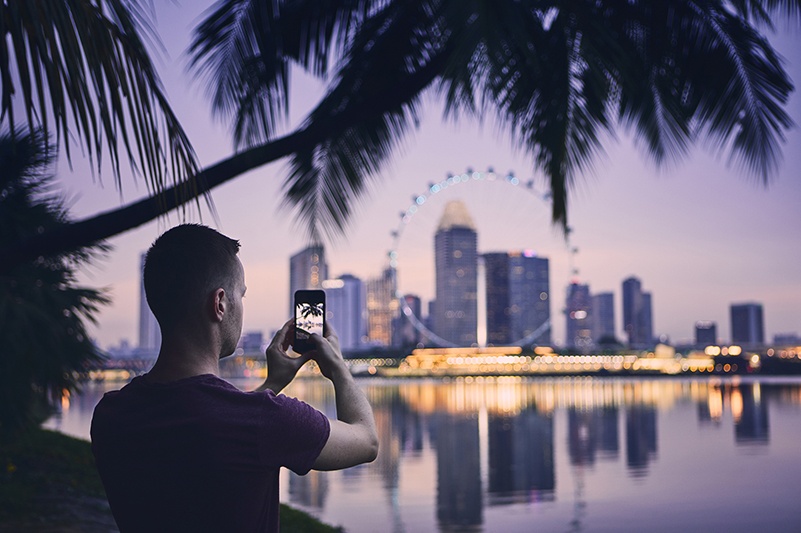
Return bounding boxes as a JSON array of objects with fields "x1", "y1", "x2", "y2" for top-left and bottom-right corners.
[{"x1": 257, "y1": 392, "x2": 331, "y2": 475}]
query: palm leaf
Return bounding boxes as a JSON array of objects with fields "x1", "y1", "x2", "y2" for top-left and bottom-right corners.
[{"x1": 0, "y1": 0, "x2": 198, "y2": 199}]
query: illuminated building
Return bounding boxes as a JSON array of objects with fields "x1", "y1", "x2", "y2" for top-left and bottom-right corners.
[
  {"x1": 565, "y1": 282, "x2": 592, "y2": 351},
  {"x1": 730, "y1": 302, "x2": 764, "y2": 347},
  {"x1": 366, "y1": 267, "x2": 399, "y2": 346},
  {"x1": 433, "y1": 200, "x2": 478, "y2": 346},
  {"x1": 485, "y1": 251, "x2": 551, "y2": 346},
  {"x1": 289, "y1": 245, "x2": 327, "y2": 315},
  {"x1": 591, "y1": 292, "x2": 615, "y2": 343},
  {"x1": 622, "y1": 276, "x2": 653, "y2": 349},
  {"x1": 323, "y1": 274, "x2": 365, "y2": 351},
  {"x1": 138, "y1": 253, "x2": 161, "y2": 355},
  {"x1": 695, "y1": 321, "x2": 717, "y2": 346}
]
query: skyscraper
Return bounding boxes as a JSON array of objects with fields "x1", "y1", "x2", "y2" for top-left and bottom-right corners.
[
  {"x1": 138, "y1": 253, "x2": 160, "y2": 355},
  {"x1": 289, "y1": 245, "x2": 327, "y2": 315},
  {"x1": 323, "y1": 274, "x2": 365, "y2": 351},
  {"x1": 622, "y1": 276, "x2": 653, "y2": 349},
  {"x1": 484, "y1": 253, "x2": 511, "y2": 345},
  {"x1": 485, "y1": 251, "x2": 550, "y2": 345},
  {"x1": 565, "y1": 282, "x2": 592, "y2": 350},
  {"x1": 433, "y1": 200, "x2": 478, "y2": 346},
  {"x1": 395, "y1": 294, "x2": 423, "y2": 348},
  {"x1": 730, "y1": 303, "x2": 764, "y2": 346},
  {"x1": 591, "y1": 292, "x2": 615, "y2": 343},
  {"x1": 366, "y1": 267, "x2": 398, "y2": 347},
  {"x1": 695, "y1": 321, "x2": 717, "y2": 346}
]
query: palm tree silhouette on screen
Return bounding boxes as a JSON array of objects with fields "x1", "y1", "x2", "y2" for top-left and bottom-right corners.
[
  {"x1": 1, "y1": 0, "x2": 800, "y2": 267},
  {"x1": 296, "y1": 302, "x2": 324, "y2": 336}
]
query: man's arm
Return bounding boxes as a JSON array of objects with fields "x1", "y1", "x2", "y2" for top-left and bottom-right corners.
[{"x1": 309, "y1": 328, "x2": 378, "y2": 471}]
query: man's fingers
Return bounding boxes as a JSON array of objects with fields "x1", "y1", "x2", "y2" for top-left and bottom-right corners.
[
  {"x1": 323, "y1": 324, "x2": 341, "y2": 351},
  {"x1": 268, "y1": 319, "x2": 293, "y2": 351}
]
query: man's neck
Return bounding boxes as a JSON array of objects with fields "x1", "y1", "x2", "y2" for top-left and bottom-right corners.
[{"x1": 145, "y1": 337, "x2": 220, "y2": 384}]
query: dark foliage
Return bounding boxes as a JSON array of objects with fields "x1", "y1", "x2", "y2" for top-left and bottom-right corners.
[{"x1": 0, "y1": 130, "x2": 109, "y2": 431}]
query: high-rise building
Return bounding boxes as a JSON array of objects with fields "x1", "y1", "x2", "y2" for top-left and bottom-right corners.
[
  {"x1": 730, "y1": 303, "x2": 764, "y2": 346},
  {"x1": 433, "y1": 200, "x2": 478, "y2": 346},
  {"x1": 138, "y1": 253, "x2": 161, "y2": 354},
  {"x1": 591, "y1": 292, "x2": 615, "y2": 343},
  {"x1": 565, "y1": 282, "x2": 592, "y2": 350},
  {"x1": 484, "y1": 251, "x2": 550, "y2": 346},
  {"x1": 323, "y1": 274, "x2": 366, "y2": 352},
  {"x1": 366, "y1": 267, "x2": 398, "y2": 347},
  {"x1": 695, "y1": 321, "x2": 717, "y2": 346},
  {"x1": 622, "y1": 277, "x2": 653, "y2": 349},
  {"x1": 395, "y1": 294, "x2": 423, "y2": 348},
  {"x1": 484, "y1": 253, "x2": 511, "y2": 345},
  {"x1": 289, "y1": 245, "x2": 327, "y2": 315}
]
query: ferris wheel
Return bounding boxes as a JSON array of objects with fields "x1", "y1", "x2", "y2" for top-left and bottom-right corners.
[{"x1": 387, "y1": 168, "x2": 578, "y2": 348}]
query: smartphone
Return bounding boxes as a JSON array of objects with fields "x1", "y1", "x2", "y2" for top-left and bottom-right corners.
[{"x1": 293, "y1": 289, "x2": 325, "y2": 353}]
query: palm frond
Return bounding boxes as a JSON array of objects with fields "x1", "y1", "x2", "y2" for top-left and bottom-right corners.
[
  {"x1": 188, "y1": 0, "x2": 381, "y2": 149},
  {"x1": 684, "y1": 3, "x2": 793, "y2": 179},
  {"x1": 281, "y1": 1, "x2": 439, "y2": 240},
  {"x1": 193, "y1": 0, "x2": 797, "y2": 238},
  {"x1": 0, "y1": 0, "x2": 198, "y2": 197}
]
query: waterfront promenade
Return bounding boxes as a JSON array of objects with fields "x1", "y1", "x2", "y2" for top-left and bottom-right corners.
[{"x1": 89, "y1": 343, "x2": 801, "y2": 382}]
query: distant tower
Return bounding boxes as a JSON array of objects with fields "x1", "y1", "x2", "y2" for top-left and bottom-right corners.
[
  {"x1": 323, "y1": 274, "x2": 365, "y2": 352},
  {"x1": 730, "y1": 303, "x2": 764, "y2": 346},
  {"x1": 366, "y1": 267, "x2": 398, "y2": 347},
  {"x1": 138, "y1": 253, "x2": 161, "y2": 355},
  {"x1": 695, "y1": 321, "x2": 717, "y2": 346},
  {"x1": 485, "y1": 251, "x2": 550, "y2": 345},
  {"x1": 396, "y1": 294, "x2": 423, "y2": 348},
  {"x1": 622, "y1": 276, "x2": 653, "y2": 349},
  {"x1": 565, "y1": 282, "x2": 592, "y2": 351},
  {"x1": 434, "y1": 200, "x2": 478, "y2": 346},
  {"x1": 591, "y1": 292, "x2": 615, "y2": 343},
  {"x1": 484, "y1": 253, "x2": 511, "y2": 345},
  {"x1": 289, "y1": 245, "x2": 327, "y2": 315}
]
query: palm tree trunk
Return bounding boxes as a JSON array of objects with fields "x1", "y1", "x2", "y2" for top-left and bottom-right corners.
[{"x1": 0, "y1": 52, "x2": 447, "y2": 271}]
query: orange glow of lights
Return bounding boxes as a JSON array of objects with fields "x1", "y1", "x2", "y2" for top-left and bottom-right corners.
[
  {"x1": 61, "y1": 389, "x2": 71, "y2": 410},
  {"x1": 731, "y1": 388, "x2": 743, "y2": 422}
]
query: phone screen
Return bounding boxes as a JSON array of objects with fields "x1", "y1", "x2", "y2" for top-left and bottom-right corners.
[{"x1": 294, "y1": 290, "x2": 325, "y2": 353}]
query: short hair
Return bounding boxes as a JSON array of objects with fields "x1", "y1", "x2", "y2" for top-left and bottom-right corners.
[{"x1": 144, "y1": 224, "x2": 241, "y2": 330}]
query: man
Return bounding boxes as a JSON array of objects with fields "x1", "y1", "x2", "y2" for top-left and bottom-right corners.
[{"x1": 91, "y1": 224, "x2": 378, "y2": 532}]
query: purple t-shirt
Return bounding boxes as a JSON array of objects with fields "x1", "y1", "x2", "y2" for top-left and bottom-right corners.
[{"x1": 90, "y1": 374, "x2": 330, "y2": 532}]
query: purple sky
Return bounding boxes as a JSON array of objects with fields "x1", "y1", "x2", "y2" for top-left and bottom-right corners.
[{"x1": 61, "y1": 3, "x2": 801, "y2": 349}]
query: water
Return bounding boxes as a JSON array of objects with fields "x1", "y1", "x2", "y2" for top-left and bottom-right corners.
[{"x1": 46, "y1": 376, "x2": 801, "y2": 532}]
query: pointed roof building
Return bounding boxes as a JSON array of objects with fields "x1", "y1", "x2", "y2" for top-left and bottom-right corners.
[{"x1": 437, "y1": 200, "x2": 476, "y2": 232}]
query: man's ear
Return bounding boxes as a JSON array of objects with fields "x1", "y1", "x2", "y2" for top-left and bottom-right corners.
[{"x1": 211, "y1": 288, "x2": 226, "y2": 322}]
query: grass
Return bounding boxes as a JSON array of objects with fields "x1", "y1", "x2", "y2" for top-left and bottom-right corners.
[{"x1": 0, "y1": 428, "x2": 343, "y2": 532}]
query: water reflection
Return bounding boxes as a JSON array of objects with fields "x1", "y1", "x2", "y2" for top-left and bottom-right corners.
[
  {"x1": 46, "y1": 377, "x2": 801, "y2": 533},
  {"x1": 488, "y1": 408, "x2": 554, "y2": 504}
]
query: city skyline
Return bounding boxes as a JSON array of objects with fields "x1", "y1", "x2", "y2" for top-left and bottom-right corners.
[
  {"x1": 128, "y1": 233, "x2": 799, "y2": 353},
  {"x1": 61, "y1": 2, "x2": 800, "y2": 350}
]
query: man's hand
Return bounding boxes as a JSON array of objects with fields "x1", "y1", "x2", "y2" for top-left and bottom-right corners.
[
  {"x1": 306, "y1": 326, "x2": 348, "y2": 381},
  {"x1": 255, "y1": 319, "x2": 310, "y2": 394}
]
